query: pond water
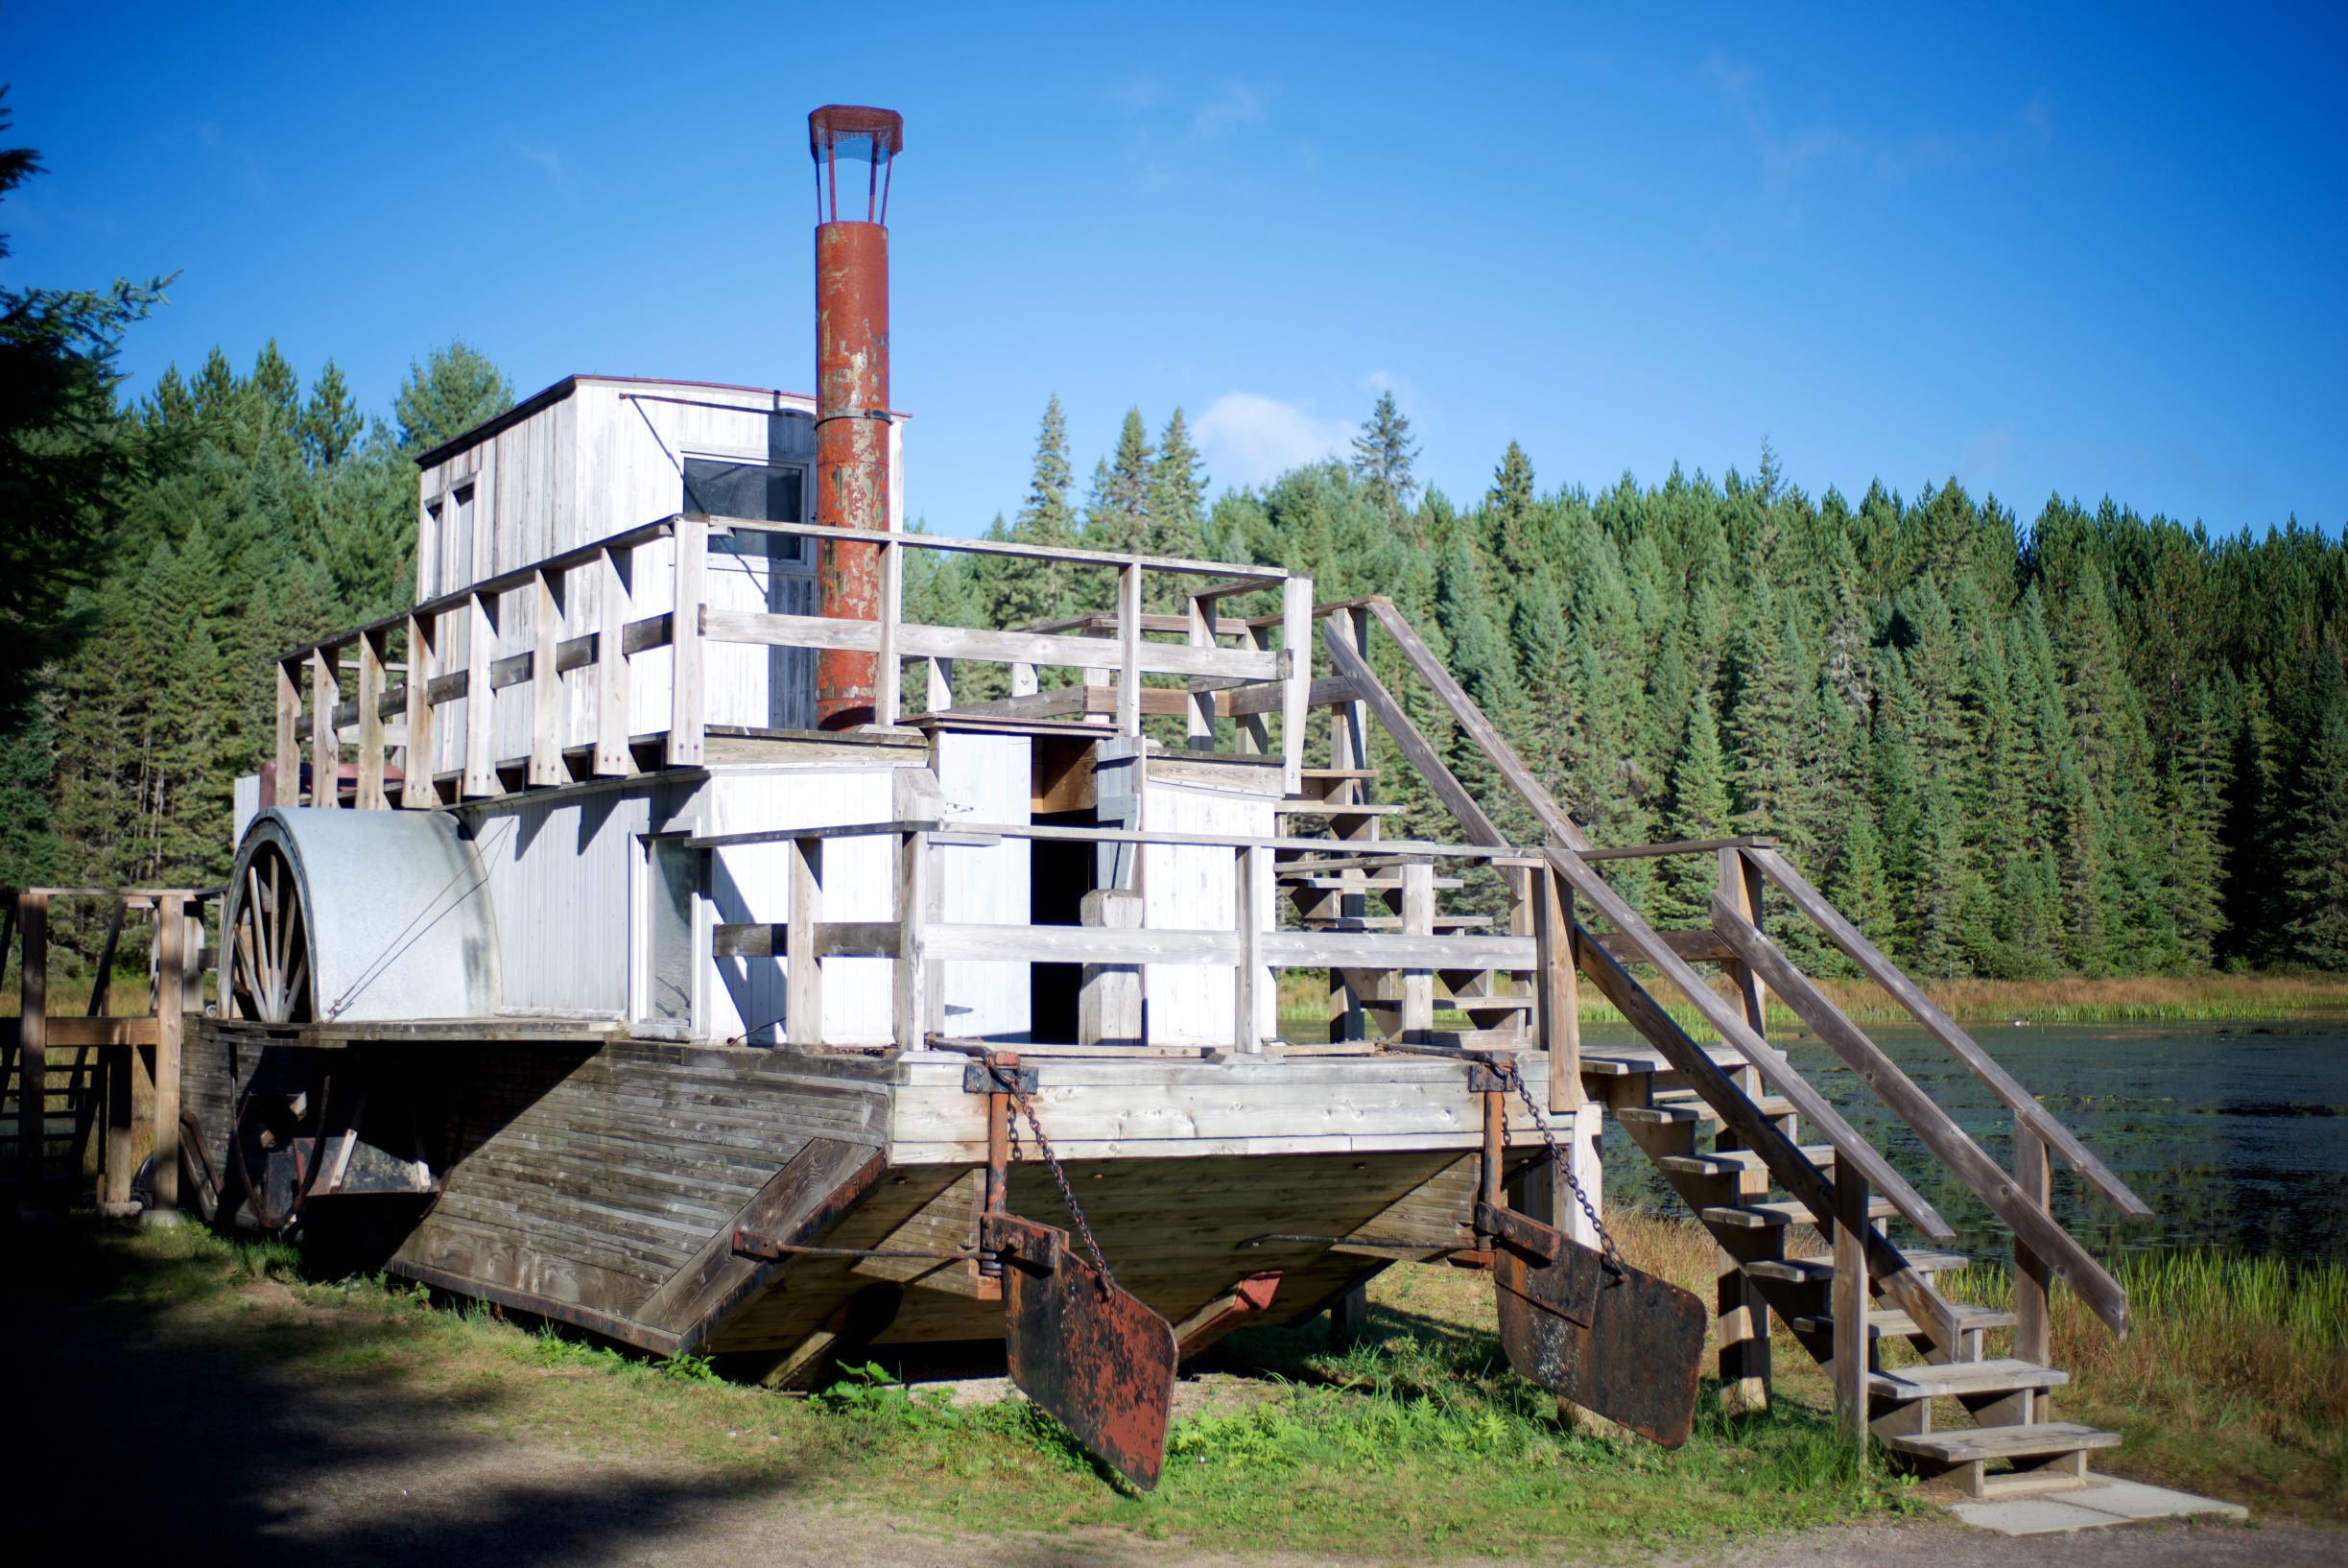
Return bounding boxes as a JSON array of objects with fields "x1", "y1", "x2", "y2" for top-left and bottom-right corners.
[{"x1": 1582, "y1": 1016, "x2": 2348, "y2": 1265}]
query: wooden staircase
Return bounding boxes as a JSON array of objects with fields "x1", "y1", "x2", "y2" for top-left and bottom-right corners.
[{"x1": 1303, "y1": 598, "x2": 2151, "y2": 1498}]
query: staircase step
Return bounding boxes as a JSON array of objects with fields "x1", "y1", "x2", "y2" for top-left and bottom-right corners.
[
  {"x1": 1658, "y1": 1145, "x2": 1837, "y2": 1178},
  {"x1": 1901, "y1": 1249, "x2": 1974, "y2": 1276},
  {"x1": 1704, "y1": 1196, "x2": 1896, "y2": 1229},
  {"x1": 1880, "y1": 1421, "x2": 2120, "y2": 1466},
  {"x1": 1651, "y1": 1092, "x2": 1797, "y2": 1124},
  {"x1": 1620, "y1": 1105, "x2": 1706, "y2": 1128},
  {"x1": 1792, "y1": 1303, "x2": 2018, "y2": 1340},
  {"x1": 1743, "y1": 1256, "x2": 1837, "y2": 1287},
  {"x1": 1869, "y1": 1358, "x2": 2068, "y2": 1401}
]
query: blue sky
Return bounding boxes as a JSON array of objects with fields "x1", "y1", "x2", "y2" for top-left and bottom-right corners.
[{"x1": 4, "y1": 2, "x2": 2342, "y2": 537}]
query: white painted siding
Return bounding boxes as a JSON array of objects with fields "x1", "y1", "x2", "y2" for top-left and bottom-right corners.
[
  {"x1": 932, "y1": 731, "x2": 1032, "y2": 1043},
  {"x1": 466, "y1": 788, "x2": 652, "y2": 1018},
  {"x1": 1140, "y1": 777, "x2": 1280, "y2": 1047}
]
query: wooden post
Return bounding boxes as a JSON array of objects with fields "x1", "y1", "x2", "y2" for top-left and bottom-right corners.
[
  {"x1": 15, "y1": 891, "x2": 45, "y2": 1208},
  {"x1": 462, "y1": 590, "x2": 497, "y2": 798},
  {"x1": 1324, "y1": 609, "x2": 1372, "y2": 1043},
  {"x1": 1009, "y1": 662, "x2": 1038, "y2": 699},
  {"x1": 1400, "y1": 860, "x2": 1435, "y2": 1043},
  {"x1": 876, "y1": 539, "x2": 902, "y2": 725},
  {"x1": 309, "y1": 646, "x2": 340, "y2": 808},
  {"x1": 1236, "y1": 623, "x2": 1271, "y2": 756},
  {"x1": 98, "y1": 899, "x2": 133, "y2": 1208},
  {"x1": 895, "y1": 830, "x2": 931, "y2": 1046},
  {"x1": 667, "y1": 516, "x2": 706, "y2": 767},
  {"x1": 1184, "y1": 593, "x2": 1216, "y2": 749},
  {"x1": 1116, "y1": 563, "x2": 1143, "y2": 735},
  {"x1": 1833, "y1": 1170, "x2": 1871, "y2": 1457},
  {"x1": 152, "y1": 894, "x2": 184, "y2": 1212},
  {"x1": 786, "y1": 837, "x2": 822, "y2": 1047},
  {"x1": 1532, "y1": 865, "x2": 1581, "y2": 1108},
  {"x1": 274, "y1": 659, "x2": 300, "y2": 805},
  {"x1": 1716, "y1": 845, "x2": 1774, "y2": 1410},
  {"x1": 529, "y1": 565, "x2": 564, "y2": 787},
  {"x1": 2014, "y1": 1118, "x2": 2051, "y2": 1367},
  {"x1": 1279, "y1": 576, "x2": 1313, "y2": 796},
  {"x1": 1234, "y1": 844, "x2": 1266, "y2": 1053},
  {"x1": 594, "y1": 548, "x2": 631, "y2": 775},
  {"x1": 1078, "y1": 890, "x2": 1143, "y2": 1048},
  {"x1": 357, "y1": 628, "x2": 390, "y2": 809},
  {"x1": 404, "y1": 612, "x2": 441, "y2": 806}
]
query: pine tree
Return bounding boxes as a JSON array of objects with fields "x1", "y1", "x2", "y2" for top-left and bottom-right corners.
[
  {"x1": 300, "y1": 359, "x2": 365, "y2": 468},
  {"x1": 1082, "y1": 407, "x2": 1152, "y2": 556},
  {"x1": 1350, "y1": 391, "x2": 1419, "y2": 524},
  {"x1": 393, "y1": 341, "x2": 512, "y2": 455},
  {"x1": 1485, "y1": 440, "x2": 1539, "y2": 577},
  {"x1": 1655, "y1": 693, "x2": 1731, "y2": 925},
  {"x1": 2280, "y1": 668, "x2": 2348, "y2": 968},
  {"x1": 1146, "y1": 408, "x2": 1205, "y2": 566}
]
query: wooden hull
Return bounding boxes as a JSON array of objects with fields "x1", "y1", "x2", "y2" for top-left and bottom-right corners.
[{"x1": 179, "y1": 1021, "x2": 1537, "y2": 1364}]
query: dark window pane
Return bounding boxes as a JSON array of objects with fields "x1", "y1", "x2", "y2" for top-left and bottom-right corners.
[{"x1": 682, "y1": 459, "x2": 804, "y2": 525}]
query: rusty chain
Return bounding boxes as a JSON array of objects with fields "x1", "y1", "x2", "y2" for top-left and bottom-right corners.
[
  {"x1": 1504, "y1": 1062, "x2": 1628, "y2": 1279},
  {"x1": 1000, "y1": 1074, "x2": 1119, "y2": 1292}
]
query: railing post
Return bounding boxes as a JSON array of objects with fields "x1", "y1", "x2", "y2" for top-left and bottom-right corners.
[
  {"x1": 151, "y1": 893, "x2": 184, "y2": 1213},
  {"x1": 1719, "y1": 845, "x2": 1768, "y2": 1036},
  {"x1": 99, "y1": 899, "x2": 132, "y2": 1209},
  {"x1": 1236, "y1": 622, "x2": 1271, "y2": 756},
  {"x1": 876, "y1": 538, "x2": 902, "y2": 725},
  {"x1": 1234, "y1": 843, "x2": 1266, "y2": 1053},
  {"x1": 667, "y1": 515, "x2": 706, "y2": 767},
  {"x1": 924, "y1": 657, "x2": 953, "y2": 714},
  {"x1": 274, "y1": 658, "x2": 300, "y2": 806},
  {"x1": 462, "y1": 590, "x2": 498, "y2": 798},
  {"x1": 895, "y1": 830, "x2": 933, "y2": 1045},
  {"x1": 15, "y1": 891, "x2": 45, "y2": 1209},
  {"x1": 1184, "y1": 592, "x2": 1216, "y2": 749},
  {"x1": 1009, "y1": 661, "x2": 1038, "y2": 699},
  {"x1": 1279, "y1": 576, "x2": 1312, "y2": 796},
  {"x1": 1833, "y1": 1168, "x2": 1872, "y2": 1459},
  {"x1": 1116, "y1": 563, "x2": 1143, "y2": 735},
  {"x1": 309, "y1": 647, "x2": 340, "y2": 808},
  {"x1": 786, "y1": 836, "x2": 823, "y2": 1047},
  {"x1": 529, "y1": 566, "x2": 564, "y2": 787},
  {"x1": 1536, "y1": 863, "x2": 1580, "y2": 1110},
  {"x1": 403, "y1": 612, "x2": 441, "y2": 806},
  {"x1": 2014, "y1": 1118, "x2": 2052, "y2": 1368},
  {"x1": 1400, "y1": 859, "x2": 1435, "y2": 1044},
  {"x1": 357, "y1": 628, "x2": 390, "y2": 810},
  {"x1": 594, "y1": 546, "x2": 632, "y2": 776},
  {"x1": 1079, "y1": 890, "x2": 1143, "y2": 1048}
]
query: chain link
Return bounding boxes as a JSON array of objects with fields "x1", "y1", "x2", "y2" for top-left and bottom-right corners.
[
  {"x1": 1001, "y1": 1074, "x2": 1118, "y2": 1292},
  {"x1": 1505, "y1": 1063, "x2": 1628, "y2": 1278}
]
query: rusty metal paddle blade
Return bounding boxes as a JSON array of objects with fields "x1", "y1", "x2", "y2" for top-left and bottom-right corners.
[
  {"x1": 1481, "y1": 1203, "x2": 1707, "y2": 1447},
  {"x1": 984, "y1": 1215, "x2": 1178, "y2": 1490}
]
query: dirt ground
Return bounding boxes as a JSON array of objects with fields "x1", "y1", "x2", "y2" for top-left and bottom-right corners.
[{"x1": 9, "y1": 1226, "x2": 2333, "y2": 1568}]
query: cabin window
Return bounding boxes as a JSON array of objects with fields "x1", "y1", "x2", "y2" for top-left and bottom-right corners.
[
  {"x1": 683, "y1": 458, "x2": 803, "y2": 526},
  {"x1": 644, "y1": 838, "x2": 700, "y2": 1030}
]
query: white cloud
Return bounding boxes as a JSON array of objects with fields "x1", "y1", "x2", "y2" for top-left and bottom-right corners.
[
  {"x1": 1194, "y1": 392, "x2": 1351, "y2": 489},
  {"x1": 512, "y1": 138, "x2": 567, "y2": 184},
  {"x1": 1105, "y1": 75, "x2": 1164, "y2": 113},
  {"x1": 1193, "y1": 81, "x2": 1270, "y2": 139}
]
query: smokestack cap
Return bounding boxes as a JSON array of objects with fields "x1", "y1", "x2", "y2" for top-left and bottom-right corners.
[{"x1": 808, "y1": 105, "x2": 905, "y2": 161}]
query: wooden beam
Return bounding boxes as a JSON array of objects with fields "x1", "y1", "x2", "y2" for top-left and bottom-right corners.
[
  {"x1": 1184, "y1": 594, "x2": 1216, "y2": 749},
  {"x1": 1235, "y1": 844, "x2": 1267, "y2": 1052},
  {"x1": 1710, "y1": 894, "x2": 2128, "y2": 1337},
  {"x1": 274, "y1": 660, "x2": 300, "y2": 805},
  {"x1": 1399, "y1": 861, "x2": 1435, "y2": 1044},
  {"x1": 667, "y1": 516, "x2": 705, "y2": 767},
  {"x1": 1117, "y1": 563, "x2": 1142, "y2": 734},
  {"x1": 1588, "y1": 927, "x2": 1738, "y2": 965},
  {"x1": 1833, "y1": 1169, "x2": 1871, "y2": 1455},
  {"x1": 1743, "y1": 845, "x2": 2151, "y2": 1219},
  {"x1": 594, "y1": 548, "x2": 631, "y2": 776},
  {"x1": 404, "y1": 612, "x2": 441, "y2": 806},
  {"x1": 700, "y1": 606, "x2": 1281, "y2": 684},
  {"x1": 16, "y1": 891, "x2": 45, "y2": 1201},
  {"x1": 1320, "y1": 618, "x2": 1506, "y2": 847},
  {"x1": 786, "y1": 838, "x2": 821, "y2": 1046},
  {"x1": 1280, "y1": 576, "x2": 1313, "y2": 796},
  {"x1": 875, "y1": 539, "x2": 902, "y2": 727},
  {"x1": 529, "y1": 566, "x2": 564, "y2": 787},
  {"x1": 356, "y1": 628, "x2": 390, "y2": 809},
  {"x1": 309, "y1": 647, "x2": 339, "y2": 808},
  {"x1": 462, "y1": 590, "x2": 497, "y2": 798},
  {"x1": 2014, "y1": 1120, "x2": 2052, "y2": 1363},
  {"x1": 40, "y1": 1017, "x2": 159, "y2": 1048},
  {"x1": 1536, "y1": 868, "x2": 1580, "y2": 1112}
]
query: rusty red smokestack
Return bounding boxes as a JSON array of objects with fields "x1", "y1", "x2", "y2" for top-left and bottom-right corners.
[{"x1": 808, "y1": 105, "x2": 903, "y2": 728}]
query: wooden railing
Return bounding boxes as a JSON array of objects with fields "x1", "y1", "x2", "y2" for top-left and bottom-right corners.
[
  {"x1": 273, "y1": 515, "x2": 1323, "y2": 806},
  {"x1": 4, "y1": 887, "x2": 212, "y2": 1213},
  {"x1": 1324, "y1": 594, "x2": 2150, "y2": 1441},
  {"x1": 694, "y1": 819, "x2": 1546, "y2": 1053}
]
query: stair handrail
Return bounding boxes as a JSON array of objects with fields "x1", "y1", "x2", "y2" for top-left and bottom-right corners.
[
  {"x1": 1738, "y1": 846, "x2": 2151, "y2": 1221},
  {"x1": 1344, "y1": 596, "x2": 2143, "y2": 1339},
  {"x1": 1320, "y1": 612, "x2": 1971, "y2": 1349},
  {"x1": 1710, "y1": 892, "x2": 2129, "y2": 1336}
]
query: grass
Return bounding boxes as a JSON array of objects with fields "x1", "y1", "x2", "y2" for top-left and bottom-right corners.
[{"x1": 13, "y1": 1212, "x2": 1919, "y2": 1560}]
